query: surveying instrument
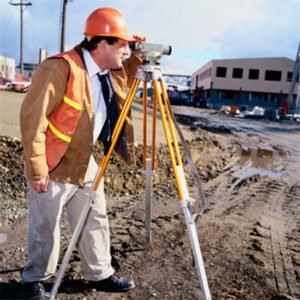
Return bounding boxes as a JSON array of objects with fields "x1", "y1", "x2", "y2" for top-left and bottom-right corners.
[{"x1": 46, "y1": 42, "x2": 211, "y2": 300}]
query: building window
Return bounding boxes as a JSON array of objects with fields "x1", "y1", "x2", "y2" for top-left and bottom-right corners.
[
  {"x1": 232, "y1": 68, "x2": 243, "y2": 79},
  {"x1": 287, "y1": 71, "x2": 299, "y2": 82},
  {"x1": 218, "y1": 90, "x2": 236, "y2": 100},
  {"x1": 248, "y1": 69, "x2": 259, "y2": 80},
  {"x1": 287, "y1": 71, "x2": 293, "y2": 81},
  {"x1": 265, "y1": 70, "x2": 282, "y2": 81},
  {"x1": 216, "y1": 67, "x2": 227, "y2": 78},
  {"x1": 198, "y1": 68, "x2": 211, "y2": 82},
  {"x1": 199, "y1": 68, "x2": 211, "y2": 81}
]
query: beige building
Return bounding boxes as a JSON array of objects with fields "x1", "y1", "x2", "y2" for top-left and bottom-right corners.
[
  {"x1": 0, "y1": 55, "x2": 16, "y2": 80},
  {"x1": 191, "y1": 57, "x2": 298, "y2": 111}
]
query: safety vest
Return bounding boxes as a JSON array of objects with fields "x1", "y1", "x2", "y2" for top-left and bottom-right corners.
[{"x1": 45, "y1": 48, "x2": 85, "y2": 171}]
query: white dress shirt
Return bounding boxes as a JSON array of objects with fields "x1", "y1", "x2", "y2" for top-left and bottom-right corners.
[{"x1": 82, "y1": 48, "x2": 112, "y2": 144}]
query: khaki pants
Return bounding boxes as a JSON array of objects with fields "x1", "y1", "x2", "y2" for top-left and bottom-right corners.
[{"x1": 22, "y1": 157, "x2": 114, "y2": 282}]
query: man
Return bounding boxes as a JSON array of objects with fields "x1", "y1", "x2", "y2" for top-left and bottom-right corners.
[{"x1": 20, "y1": 7, "x2": 145, "y2": 300}]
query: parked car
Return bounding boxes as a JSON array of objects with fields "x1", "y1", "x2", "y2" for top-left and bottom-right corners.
[{"x1": 11, "y1": 73, "x2": 31, "y2": 92}]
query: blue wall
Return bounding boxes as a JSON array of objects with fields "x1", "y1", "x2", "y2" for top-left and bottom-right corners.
[{"x1": 200, "y1": 89, "x2": 290, "y2": 111}]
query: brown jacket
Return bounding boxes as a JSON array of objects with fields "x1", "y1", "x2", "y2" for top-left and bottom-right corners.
[{"x1": 20, "y1": 46, "x2": 141, "y2": 186}]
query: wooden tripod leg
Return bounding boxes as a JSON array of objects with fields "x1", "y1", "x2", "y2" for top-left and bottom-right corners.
[
  {"x1": 152, "y1": 79, "x2": 186, "y2": 198},
  {"x1": 151, "y1": 86, "x2": 157, "y2": 170},
  {"x1": 143, "y1": 81, "x2": 147, "y2": 169},
  {"x1": 153, "y1": 79, "x2": 212, "y2": 300},
  {"x1": 93, "y1": 78, "x2": 141, "y2": 192},
  {"x1": 46, "y1": 193, "x2": 95, "y2": 300},
  {"x1": 46, "y1": 78, "x2": 141, "y2": 300}
]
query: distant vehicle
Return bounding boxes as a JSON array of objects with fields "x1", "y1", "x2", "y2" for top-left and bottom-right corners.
[
  {"x1": 286, "y1": 113, "x2": 300, "y2": 122},
  {"x1": 243, "y1": 106, "x2": 265, "y2": 119},
  {"x1": 11, "y1": 73, "x2": 31, "y2": 92},
  {"x1": 0, "y1": 76, "x2": 12, "y2": 90},
  {"x1": 294, "y1": 114, "x2": 300, "y2": 122},
  {"x1": 11, "y1": 80, "x2": 31, "y2": 92},
  {"x1": 167, "y1": 84, "x2": 193, "y2": 106},
  {"x1": 192, "y1": 97, "x2": 208, "y2": 108}
]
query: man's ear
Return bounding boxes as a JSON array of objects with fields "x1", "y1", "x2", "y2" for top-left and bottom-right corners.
[{"x1": 97, "y1": 39, "x2": 107, "y2": 50}]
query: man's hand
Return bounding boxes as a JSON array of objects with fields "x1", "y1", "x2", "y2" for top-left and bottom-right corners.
[
  {"x1": 132, "y1": 35, "x2": 146, "y2": 43},
  {"x1": 30, "y1": 176, "x2": 49, "y2": 193},
  {"x1": 130, "y1": 35, "x2": 147, "y2": 59}
]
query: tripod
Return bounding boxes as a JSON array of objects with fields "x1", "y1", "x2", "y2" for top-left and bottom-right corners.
[{"x1": 46, "y1": 58, "x2": 211, "y2": 300}]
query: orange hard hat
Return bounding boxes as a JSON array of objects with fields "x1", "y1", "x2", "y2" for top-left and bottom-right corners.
[{"x1": 84, "y1": 7, "x2": 135, "y2": 42}]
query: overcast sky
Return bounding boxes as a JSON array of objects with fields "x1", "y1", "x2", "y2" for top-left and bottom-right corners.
[{"x1": 0, "y1": 0, "x2": 299, "y2": 75}]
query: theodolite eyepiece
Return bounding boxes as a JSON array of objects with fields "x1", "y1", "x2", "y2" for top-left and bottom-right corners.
[
  {"x1": 130, "y1": 42, "x2": 172, "y2": 63},
  {"x1": 130, "y1": 42, "x2": 172, "y2": 56}
]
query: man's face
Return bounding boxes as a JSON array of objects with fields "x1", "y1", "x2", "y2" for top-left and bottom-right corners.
[{"x1": 103, "y1": 39, "x2": 129, "y2": 69}]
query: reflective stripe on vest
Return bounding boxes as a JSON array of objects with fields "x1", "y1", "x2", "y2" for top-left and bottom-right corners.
[
  {"x1": 48, "y1": 96, "x2": 83, "y2": 143},
  {"x1": 63, "y1": 95, "x2": 83, "y2": 111},
  {"x1": 48, "y1": 121, "x2": 72, "y2": 143},
  {"x1": 45, "y1": 48, "x2": 85, "y2": 171}
]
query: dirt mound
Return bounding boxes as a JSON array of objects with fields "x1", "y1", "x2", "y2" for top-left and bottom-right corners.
[
  {"x1": 94, "y1": 131, "x2": 232, "y2": 198},
  {"x1": 0, "y1": 132, "x2": 231, "y2": 219},
  {"x1": 1, "y1": 115, "x2": 300, "y2": 300},
  {"x1": 0, "y1": 136, "x2": 27, "y2": 221}
]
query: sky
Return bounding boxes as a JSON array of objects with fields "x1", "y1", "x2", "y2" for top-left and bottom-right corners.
[{"x1": 0, "y1": 0, "x2": 299, "y2": 75}]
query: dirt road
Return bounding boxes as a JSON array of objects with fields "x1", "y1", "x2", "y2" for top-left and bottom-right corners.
[
  {"x1": 1, "y1": 90, "x2": 300, "y2": 299},
  {"x1": 0, "y1": 90, "x2": 195, "y2": 144},
  {"x1": 0, "y1": 91, "x2": 24, "y2": 138}
]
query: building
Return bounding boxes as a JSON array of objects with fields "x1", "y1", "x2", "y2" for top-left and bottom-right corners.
[
  {"x1": 16, "y1": 62, "x2": 39, "y2": 77},
  {"x1": 191, "y1": 57, "x2": 299, "y2": 112},
  {"x1": 0, "y1": 55, "x2": 16, "y2": 80}
]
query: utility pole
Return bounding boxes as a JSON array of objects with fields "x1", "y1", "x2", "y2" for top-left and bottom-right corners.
[
  {"x1": 60, "y1": 0, "x2": 68, "y2": 52},
  {"x1": 287, "y1": 42, "x2": 300, "y2": 114},
  {"x1": 9, "y1": 0, "x2": 32, "y2": 74},
  {"x1": 60, "y1": 0, "x2": 73, "y2": 52}
]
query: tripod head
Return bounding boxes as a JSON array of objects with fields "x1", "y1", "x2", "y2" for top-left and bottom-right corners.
[{"x1": 130, "y1": 42, "x2": 172, "y2": 64}]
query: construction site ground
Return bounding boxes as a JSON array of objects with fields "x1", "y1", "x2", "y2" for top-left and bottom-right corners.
[{"x1": 0, "y1": 90, "x2": 300, "y2": 299}]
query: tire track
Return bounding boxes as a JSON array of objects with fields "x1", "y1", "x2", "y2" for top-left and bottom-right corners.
[{"x1": 259, "y1": 180, "x2": 300, "y2": 298}]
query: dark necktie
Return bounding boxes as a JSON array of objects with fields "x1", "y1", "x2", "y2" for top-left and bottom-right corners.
[
  {"x1": 98, "y1": 73, "x2": 110, "y2": 108},
  {"x1": 97, "y1": 73, "x2": 127, "y2": 157},
  {"x1": 97, "y1": 73, "x2": 111, "y2": 144},
  {"x1": 98, "y1": 73, "x2": 117, "y2": 153}
]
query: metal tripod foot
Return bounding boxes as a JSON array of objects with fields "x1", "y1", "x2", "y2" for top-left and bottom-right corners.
[{"x1": 180, "y1": 199, "x2": 211, "y2": 300}]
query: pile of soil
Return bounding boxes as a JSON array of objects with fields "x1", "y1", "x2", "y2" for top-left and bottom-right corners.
[
  {"x1": 0, "y1": 136, "x2": 27, "y2": 221},
  {"x1": 0, "y1": 113, "x2": 300, "y2": 300},
  {"x1": 0, "y1": 131, "x2": 231, "y2": 219}
]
